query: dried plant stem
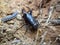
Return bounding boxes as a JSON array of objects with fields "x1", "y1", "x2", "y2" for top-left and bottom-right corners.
[
  {"x1": 1, "y1": 11, "x2": 18, "y2": 22},
  {"x1": 37, "y1": 0, "x2": 43, "y2": 25},
  {"x1": 46, "y1": 6, "x2": 54, "y2": 25},
  {"x1": 39, "y1": 0, "x2": 43, "y2": 18},
  {"x1": 47, "y1": 41, "x2": 51, "y2": 45},
  {"x1": 34, "y1": 30, "x2": 40, "y2": 45},
  {"x1": 40, "y1": 31, "x2": 47, "y2": 45}
]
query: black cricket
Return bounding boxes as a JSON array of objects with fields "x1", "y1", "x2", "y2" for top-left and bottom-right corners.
[{"x1": 22, "y1": 9, "x2": 39, "y2": 30}]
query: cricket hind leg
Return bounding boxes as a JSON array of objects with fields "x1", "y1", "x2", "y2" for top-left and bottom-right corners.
[{"x1": 24, "y1": 24, "x2": 31, "y2": 34}]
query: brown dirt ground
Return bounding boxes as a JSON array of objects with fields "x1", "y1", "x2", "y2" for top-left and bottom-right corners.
[{"x1": 0, "y1": 0, "x2": 60, "y2": 45}]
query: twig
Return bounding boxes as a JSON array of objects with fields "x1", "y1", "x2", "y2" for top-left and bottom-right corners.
[
  {"x1": 41, "y1": 18, "x2": 60, "y2": 25},
  {"x1": 1, "y1": 11, "x2": 18, "y2": 22},
  {"x1": 37, "y1": 0, "x2": 43, "y2": 25},
  {"x1": 42, "y1": 42, "x2": 46, "y2": 45},
  {"x1": 47, "y1": 41, "x2": 51, "y2": 45},
  {"x1": 45, "y1": 6, "x2": 54, "y2": 25},
  {"x1": 39, "y1": 31, "x2": 47, "y2": 45},
  {"x1": 39, "y1": 0, "x2": 43, "y2": 18},
  {"x1": 34, "y1": 30, "x2": 40, "y2": 45}
]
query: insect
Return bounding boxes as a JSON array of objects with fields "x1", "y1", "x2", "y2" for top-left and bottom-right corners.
[
  {"x1": 22, "y1": 9, "x2": 39, "y2": 31},
  {"x1": 1, "y1": 11, "x2": 18, "y2": 22}
]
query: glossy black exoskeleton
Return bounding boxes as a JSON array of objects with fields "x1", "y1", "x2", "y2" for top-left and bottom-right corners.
[{"x1": 22, "y1": 9, "x2": 39, "y2": 30}]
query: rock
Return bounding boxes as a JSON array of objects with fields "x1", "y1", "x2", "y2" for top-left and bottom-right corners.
[
  {"x1": 16, "y1": 14, "x2": 22, "y2": 20},
  {"x1": 6, "y1": 28, "x2": 16, "y2": 34},
  {"x1": 7, "y1": 20, "x2": 14, "y2": 24},
  {"x1": 32, "y1": 10, "x2": 39, "y2": 17},
  {"x1": 11, "y1": 38, "x2": 21, "y2": 44},
  {"x1": 0, "y1": 18, "x2": 2, "y2": 24},
  {"x1": 56, "y1": 0, "x2": 60, "y2": 12},
  {"x1": 56, "y1": 5, "x2": 60, "y2": 12},
  {"x1": 6, "y1": 29, "x2": 12, "y2": 32}
]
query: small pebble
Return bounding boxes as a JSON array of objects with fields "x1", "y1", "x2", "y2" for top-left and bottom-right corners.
[
  {"x1": 11, "y1": 38, "x2": 21, "y2": 44},
  {"x1": 58, "y1": 16, "x2": 60, "y2": 18},
  {"x1": 32, "y1": 10, "x2": 39, "y2": 17},
  {"x1": 16, "y1": 14, "x2": 22, "y2": 20},
  {"x1": 6, "y1": 29, "x2": 12, "y2": 32},
  {"x1": 43, "y1": 42, "x2": 46, "y2": 45},
  {"x1": 7, "y1": 20, "x2": 14, "y2": 24},
  {"x1": 0, "y1": 18, "x2": 2, "y2": 24},
  {"x1": 56, "y1": 5, "x2": 60, "y2": 12}
]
